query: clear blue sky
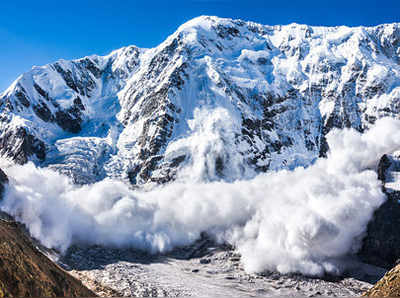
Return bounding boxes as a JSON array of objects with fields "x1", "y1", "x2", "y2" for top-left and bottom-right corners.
[{"x1": 1, "y1": 0, "x2": 399, "y2": 92}]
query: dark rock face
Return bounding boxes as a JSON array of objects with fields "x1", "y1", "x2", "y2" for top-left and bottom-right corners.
[
  {"x1": 358, "y1": 192, "x2": 400, "y2": 269},
  {"x1": 377, "y1": 154, "x2": 392, "y2": 183},
  {"x1": 52, "y1": 62, "x2": 96, "y2": 97},
  {"x1": 33, "y1": 103, "x2": 53, "y2": 122},
  {"x1": 0, "y1": 127, "x2": 46, "y2": 164},
  {"x1": 358, "y1": 154, "x2": 400, "y2": 269},
  {"x1": 0, "y1": 169, "x2": 10, "y2": 222},
  {"x1": 14, "y1": 86, "x2": 30, "y2": 108},
  {"x1": 0, "y1": 168, "x2": 8, "y2": 201},
  {"x1": 80, "y1": 57, "x2": 103, "y2": 79},
  {"x1": 55, "y1": 110, "x2": 82, "y2": 134}
]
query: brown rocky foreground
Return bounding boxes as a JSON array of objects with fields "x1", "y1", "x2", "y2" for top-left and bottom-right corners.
[
  {"x1": 0, "y1": 218, "x2": 95, "y2": 297},
  {"x1": 364, "y1": 264, "x2": 400, "y2": 296}
]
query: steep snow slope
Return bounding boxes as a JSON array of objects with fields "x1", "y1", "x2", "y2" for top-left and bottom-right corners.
[
  {"x1": 0, "y1": 46, "x2": 144, "y2": 183},
  {"x1": 1, "y1": 16, "x2": 400, "y2": 184}
]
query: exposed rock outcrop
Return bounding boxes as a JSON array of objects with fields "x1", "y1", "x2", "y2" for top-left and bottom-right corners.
[
  {"x1": 359, "y1": 153, "x2": 400, "y2": 269},
  {"x1": 0, "y1": 168, "x2": 8, "y2": 199}
]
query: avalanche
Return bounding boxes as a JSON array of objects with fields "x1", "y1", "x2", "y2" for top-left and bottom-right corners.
[
  {"x1": 1, "y1": 16, "x2": 400, "y2": 276},
  {"x1": 1, "y1": 117, "x2": 400, "y2": 276}
]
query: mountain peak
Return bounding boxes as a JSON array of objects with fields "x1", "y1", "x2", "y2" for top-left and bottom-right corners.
[
  {"x1": 1, "y1": 17, "x2": 400, "y2": 184},
  {"x1": 178, "y1": 15, "x2": 237, "y2": 30}
]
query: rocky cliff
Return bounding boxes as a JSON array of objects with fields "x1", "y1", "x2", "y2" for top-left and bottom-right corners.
[{"x1": 359, "y1": 152, "x2": 400, "y2": 269}]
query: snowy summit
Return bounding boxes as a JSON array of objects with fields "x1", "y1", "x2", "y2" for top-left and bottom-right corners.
[{"x1": 0, "y1": 16, "x2": 399, "y2": 185}]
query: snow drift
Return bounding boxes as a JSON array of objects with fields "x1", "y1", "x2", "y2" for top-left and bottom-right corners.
[{"x1": 1, "y1": 116, "x2": 399, "y2": 276}]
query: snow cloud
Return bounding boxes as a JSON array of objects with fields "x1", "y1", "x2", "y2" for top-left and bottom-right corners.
[{"x1": 1, "y1": 117, "x2": 400, "y2": 276}]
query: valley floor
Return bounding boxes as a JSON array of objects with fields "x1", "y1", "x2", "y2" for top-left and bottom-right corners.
[{"x1": 58, "y1": 239, "x2": 386, "y2": 297}]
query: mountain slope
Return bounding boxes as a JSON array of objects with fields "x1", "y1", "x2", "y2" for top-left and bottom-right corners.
[
  {"x1": 0, "y1": 219, "x2": 95, "y2": 297},
  {"x1": 364, "y1": 263, "x2": 400, "y2": 296},
  {"x1": 1, "y1": 16, "x2": 400, "y2": 185}
]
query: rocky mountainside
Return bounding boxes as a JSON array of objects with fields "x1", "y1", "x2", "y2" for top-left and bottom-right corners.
[
  {"x1": 1, "y1": 16, "x2": 400, "y2": 185},
  {"x1": 0, "y1": 219, "x2": 96, "y2": 297},
  {"x1": 0, "y1": 173, "x2": 108, "y2": 297},
  {"x1": 0, "y1": 172, "x2": 95, "y2": 297},
  {"x1": 359, "y1": 152, "x2": 400, "y2": 269}
]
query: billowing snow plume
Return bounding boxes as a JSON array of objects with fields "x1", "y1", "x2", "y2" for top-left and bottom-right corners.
[{"x1": 2, "y1": 117, "x2": 400, "y2": 276}]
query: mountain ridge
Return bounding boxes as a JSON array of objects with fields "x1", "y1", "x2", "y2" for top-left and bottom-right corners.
[{"x1": 1, "y1": 16, "x2": 400, "y2": 185}]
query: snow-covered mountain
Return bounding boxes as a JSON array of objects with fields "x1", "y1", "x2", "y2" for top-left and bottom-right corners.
[{"x1": 1, "y1": 16, "x2": 400, "y2": 185}]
